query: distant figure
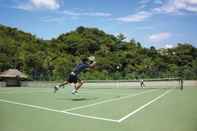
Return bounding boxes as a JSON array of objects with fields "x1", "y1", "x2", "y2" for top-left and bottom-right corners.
[
  {"x1": 54, "y1": 56, "x2": 96, "y2": 95},
  {"x1": 140, "y1": 79, "x2": 145, "y2": 88}
]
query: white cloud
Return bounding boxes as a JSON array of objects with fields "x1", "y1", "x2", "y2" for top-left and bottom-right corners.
[
  {"x1": 149, "y1": 32, "x2": 172, "y2": 43},
  {"x1": 154, "y1": 0, "x2": 197, "y2": 13},
  {"x1": 116, "y1": 11, "x2": 152, "y2": 22},
  {"x1": 165, "y1": 44, "x2": 174, "y2": 48},
  {"x1": 17, "y1": 0, "x2": 61, "y2": 10},
  {"x1": 62, "y1": 10, "x2": 112, "y2": 17},
  {"x1": 137, "y1": 0, "x2": 163, "y2": 11},
  {"x1": 115, "y1": 0, "x2": 197, "y2": 25},
  {"x1": 83, "y1": 12, "x2": 111, "y2": 17}
]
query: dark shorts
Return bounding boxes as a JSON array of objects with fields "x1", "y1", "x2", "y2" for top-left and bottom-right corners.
[{"x1": 67, "y1": 74, "x2": 80, "y2": 83}]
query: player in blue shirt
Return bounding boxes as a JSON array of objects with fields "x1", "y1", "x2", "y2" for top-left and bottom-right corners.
[{"x1": 54, "y1": 56, "x2": 96, "y2": 94}]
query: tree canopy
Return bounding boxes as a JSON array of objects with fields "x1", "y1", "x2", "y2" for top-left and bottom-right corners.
[{"x1": 0, "y1": 24, "x2": 197, "y2": 80}]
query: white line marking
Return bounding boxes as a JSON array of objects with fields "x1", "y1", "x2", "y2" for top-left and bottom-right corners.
[
  {"x1": 118, "y1": 90, "x2": 172, "y2": 123},
  {"x1": 0, "y1": 98, "x2": 118, "y2": 123},
  {"x1": 0, "y1": 90, "x2": 170, "y2": 123},
  {"x1": 62, "y1": 111, "x2": 119, "y2": 122},
  {"x1": 64, "y1": 90, "x2": 156, "y2": 112},
  {"x1": 0, "y1": 98, "x2": 62, "y2": 112}
]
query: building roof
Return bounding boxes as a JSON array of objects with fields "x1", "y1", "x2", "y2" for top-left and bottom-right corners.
[{"x1": 0, "y1": 69, "x2": 28, "y2": 79}]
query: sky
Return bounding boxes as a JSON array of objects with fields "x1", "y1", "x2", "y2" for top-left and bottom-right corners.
[{"x1": 0, "y1": 0, "x2": 197, "y2": 48}]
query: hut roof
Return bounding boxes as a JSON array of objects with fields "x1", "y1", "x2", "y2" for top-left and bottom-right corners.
[{"x1": 0, "y1": 69, "x2": 28, "y2": 79}]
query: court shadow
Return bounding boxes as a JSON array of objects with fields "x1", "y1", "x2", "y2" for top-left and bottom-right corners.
[
  {"x1": 58, "y1": 97, "x2": 98, "y2": 101},
  {"x1": 71, "y1": 98, "x2": 88, "y2": 101}
]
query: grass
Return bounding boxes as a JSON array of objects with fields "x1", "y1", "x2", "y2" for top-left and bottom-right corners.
[{"x1": 0, "y1": 84, "x2": 197, "y2": 131}]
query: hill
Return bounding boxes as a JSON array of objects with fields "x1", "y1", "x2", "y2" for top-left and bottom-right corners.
[{"x1": 0, "y1": 24, "x2": 197, "y2": 80}]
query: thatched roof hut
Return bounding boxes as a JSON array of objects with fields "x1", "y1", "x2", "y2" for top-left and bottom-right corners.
[{"x1": 0, "y1": 69, "x2": 28, "y2": 86}]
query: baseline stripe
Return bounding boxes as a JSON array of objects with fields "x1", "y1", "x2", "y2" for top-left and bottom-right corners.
[
  {"x1": 64, "y1": 90, "x2": 156, "y2": 111},
  {"x1": 0, "y1": 98, "x2": 118, "y2": 123},
  {"x1": 118, "y1": 90, "x2": 172, "y2": 123}
]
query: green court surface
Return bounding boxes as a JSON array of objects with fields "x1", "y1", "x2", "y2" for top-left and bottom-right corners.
[{"x1": 0, "y1": 85, "x2": 197, "y2": 131}]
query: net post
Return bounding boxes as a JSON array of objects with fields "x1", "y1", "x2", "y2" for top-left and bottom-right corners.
[{"x1": 180, "y1": 78, "x2": 183, "y2": 90}]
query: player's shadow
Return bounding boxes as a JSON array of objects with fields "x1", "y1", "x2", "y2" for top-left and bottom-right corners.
[
  {"x1": 71, "y1": 98, "x2": 89, "y2": 101},
  {"x1": 58, "y1": 97, "x2": 98, "y2": 101}
]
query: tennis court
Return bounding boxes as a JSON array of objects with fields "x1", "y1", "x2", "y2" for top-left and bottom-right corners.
[{"x1": 0, "y1": 81, "x2": 197, "y2": 131}]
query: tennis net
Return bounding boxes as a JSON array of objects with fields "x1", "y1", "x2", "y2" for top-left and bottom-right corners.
[{"x1": 84, "y1": 78, "x2": 183, "y2": 90}]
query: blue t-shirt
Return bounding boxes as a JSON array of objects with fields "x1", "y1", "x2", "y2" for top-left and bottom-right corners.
[{"x1": 72, "y1": 63, "x2": 89, "y2": 76}]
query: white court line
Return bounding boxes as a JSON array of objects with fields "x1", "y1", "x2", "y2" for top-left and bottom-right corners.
[
  {"x1": 64, "y1": 90, "x2": 156, "y2": 112},
  {"x1": 61, "y1": 111, "x2": 119, "y2": 122},
  {"x1": 0, "y1": 90, "x2": 171, "y2": 123},
  {"x1": 118, "y1": 90, "x2": 172, "y2": 123},
  {"x1": 0, "y1": 98, "x2": 119, "y2": 123}
]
